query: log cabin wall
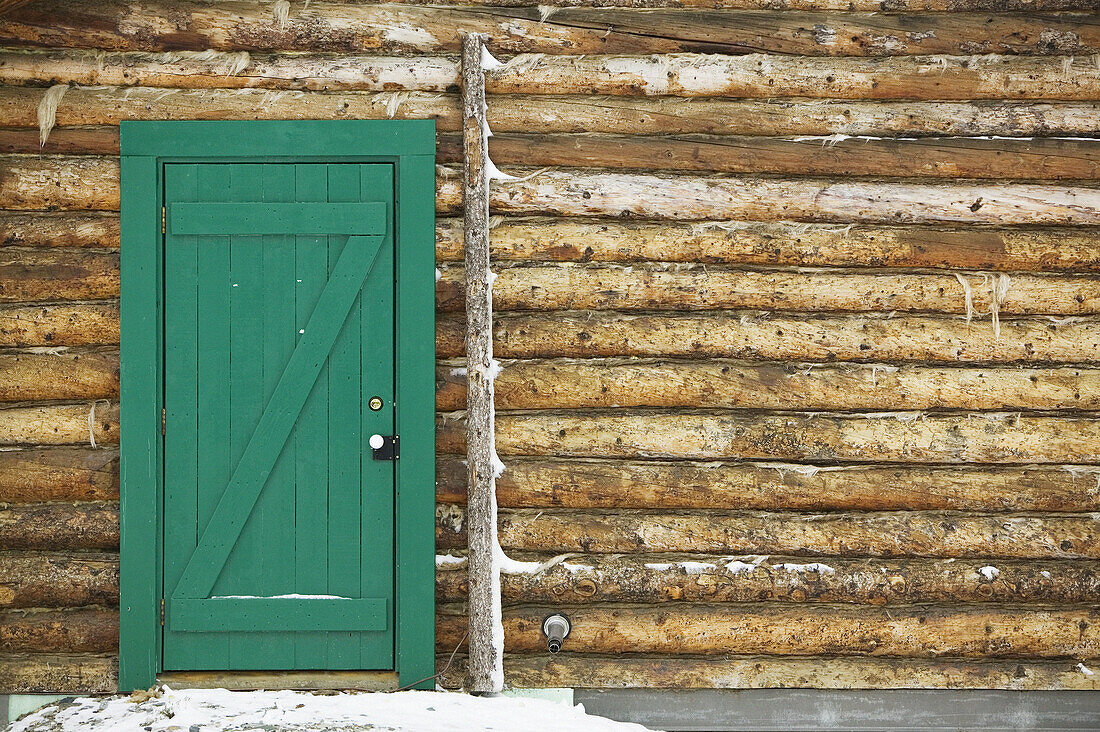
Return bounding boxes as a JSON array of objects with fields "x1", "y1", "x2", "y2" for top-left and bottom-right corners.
[{"x1": 0, "y1": 0, "x2": 1099, "y2": 694}]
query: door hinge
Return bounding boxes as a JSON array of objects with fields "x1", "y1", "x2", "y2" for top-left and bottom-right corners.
[
  {"x1": 160, "y1": 598, "x2": 165, "y2": 626},
  {"x1": 161, "y1": 207, "x2": 166, "y2": 234},
  {"x1": 161, "y1": 408, "x2": 166, "y2": 435}
]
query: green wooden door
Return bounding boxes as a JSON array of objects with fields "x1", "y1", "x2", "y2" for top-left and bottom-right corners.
[{"x1": 162, "y1": 162, "x2": 396, "y2": 670}]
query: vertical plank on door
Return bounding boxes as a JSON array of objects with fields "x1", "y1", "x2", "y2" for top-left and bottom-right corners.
[
  {"x1": 162, "y1": 163, "x2": 201, "y2": 671},
  {"x1": 360, "y1": 163, "x2": 396, "y2": 667},
  {"x1": 293, "y1": 163, "x2": 331, "y2": 668},
  {"x1": 227, "y1": 164, "x2": 266, "y2": 668},
  {"x1": 195, "y1": 164, "x2": 232, "y2": 668},
  {"x1": 325, "y1": 164, "x2": 363, "y2": 667},
  {"x1": 259, "y1": 162, "x2": 297, "y2": 668}
]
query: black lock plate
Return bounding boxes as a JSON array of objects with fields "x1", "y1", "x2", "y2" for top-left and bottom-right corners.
[{"x1": 372, "y1": 434, "x2": 399, "y2": 460}]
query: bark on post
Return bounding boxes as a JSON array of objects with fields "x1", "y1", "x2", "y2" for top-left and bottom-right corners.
[{"x1": 462, "y1": 32, "x2": 502, "y2": 694}]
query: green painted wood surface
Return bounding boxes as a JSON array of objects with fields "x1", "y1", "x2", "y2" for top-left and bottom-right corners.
[
  {"x1": 169, "y1": 202, "x2": 386, "y2": 235},
  {"x1": 170, "y1": 598, "x2": 387, "y2": 632},
  {"x1": 163, "y1": 162, "x2": 395, "y2": 671}
]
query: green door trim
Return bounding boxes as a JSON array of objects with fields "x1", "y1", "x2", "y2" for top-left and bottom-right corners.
[{"x1": 120, "y1": 120, "x2": 436, "y2": 692}]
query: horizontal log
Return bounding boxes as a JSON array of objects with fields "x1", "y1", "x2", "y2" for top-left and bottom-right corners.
[
  {"x1": 6, "y1": 86, "x2": 1100, "y2": 138},
  {"x1": 436, "y1": 554, "x2": 1100, "y2": 605},
  {"x1": 0, "y1": 127, "x2": 119, "y2": 156},
  {"x1": 0, "y1": 211, "x2": 119, "y2": 248},
  {"x1": 3, "y1": 50, "x2": 1098, "y2": 101},
  {"x1": 0, "y1": 448, "x2": 118, "y2": 503},
  {"x1": 435, "y1": 456, "x2": 1100, "y2": 512},
  {"x1": 437, "y1": 264, "x2": 1100, "y2": 314},
  {"x1": 494, "y1": 654, "x2": 1100, "y2": 691},
  {"x1": 0, "y1": 402, "x2": 118, "y2": 447},
  {"x1": 0, "y1": 249, "x2": 118, "y2": 302},
  {"x1": 346, "y1": 0, "x2": 1100, "y2": 9},
  {"x1": 482, "y1": 509, "x2": 1100, "y2": 557},
  {"x1": 438, "y1": 410, "x2": 1100, "y2": 463},
  {"x1": 0, "y1": 303, "x2": 120, "y2": 347},
  {"x1": 436, "y1": 311, "x2": 1100, "y2": 363},
  {"x1": 438, "y1": 360, "x2": 1100, "y2": 412},
  {"x1": 436, "y1": 605, "x2": 1100, "y2": 656},
  {"x1": 0, "y1": 503, "x2": 118, "y2": 551},
  {"x1": 436, "y1": 218, "x2": 1100, "y2": 272},
  {"x1": 480, "y1": 53, "x2": 1100, "y2": 100},
  {"x1": 0, "y1": 653, "x2": 116, "y2": 694},
  {"x1": 0, "y1": 351, "x2": 118, "y2": 403},
  {"x1": 441, "y1": 133, "x2": 1100, "y2": 180},
  {"x1": 0, "y1": 553, "x2": 118, "y2": 608},
  {"x1": 9, "y1": 157, "x2": 1100, "y2": 226},
  {"x1": 4, "y1": 2, "x2": 1096, "y2": 57},
  {"x1": 0, "y1": 608, "x2": 117, "y2": 654}
]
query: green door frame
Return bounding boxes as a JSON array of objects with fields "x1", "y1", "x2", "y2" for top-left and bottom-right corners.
[{"x1": 119, "y1": 120, "x2": 436, "y2": 691}]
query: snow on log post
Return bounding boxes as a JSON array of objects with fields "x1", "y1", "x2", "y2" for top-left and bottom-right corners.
[{"x1": 461, "y1": 32, "x2": 503, "y2": 694}]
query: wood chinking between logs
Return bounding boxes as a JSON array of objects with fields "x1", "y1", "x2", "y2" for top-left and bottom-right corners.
[{"x1": 0, "y1": 0, "x2": 1099, "y2": 696}]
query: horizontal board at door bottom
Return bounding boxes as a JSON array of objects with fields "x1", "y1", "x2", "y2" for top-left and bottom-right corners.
[
  {"x1": 435, "y1": 604, "x2": 1100, "y2": 657},
  {"x1": 4, "y1": 1, "x2": 1097, "y2": 57},
  {"x1": 436, "y1": 359, "x2": 1100, "y2": 411},
  {"x1": 0, "y1": 552, "x2": 118, "y2": 609},
  {"x1": 437, "y1": 410, "x2": 1100, "y2": 463},
  {"x1": 435, "y1": 653, "x2": 1100, "y2": 691},
  {"x1": 2, "y1": 50, "x2": 1098, "y2": 101},
  {"x1": 435, "y1": 264, "x2": 1100, "y2": 315},
  {"x1": 435, "y1": 554, "x2": 1100, "y2": 605},
  {"x1": 0, "y1": 502, "x2": 118, "y2": 551},
  {"x1": 433, "y1": 456, "x2": 1100, "y2": 512},
  {"x1": 436, "y1": 507, "x2": 1100, "y2": 558},
  {"x1": 436, "y1": 311, "x2": 1100, "y2": 363},
  {"x1": 6, "y1": 87, "x2": 1100, "y2": 138},
  {"x1": 7, "y1": 156, "x2": 1100, "y2": 225},
  {"x1": 0, "y1": 607, "x2": 117, "y2": 654}
]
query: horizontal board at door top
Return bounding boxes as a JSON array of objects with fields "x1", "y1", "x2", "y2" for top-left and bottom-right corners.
[
  {"x1": 2, "y1": 50, "x2": 1099, "y2": 101},
  {"x1": 435, "y1": 604, "x2": 1100, "y2": 657},
  {"x1": 5, "y1": 86, "x2": 1100, "y2": 138},
  {"x1": 2, "y1": 1, "x2": 1097, "y2": 57},
  {"x1": 435, "y1": 456, "x2": 1100, "y2": 512},
  {"x1": 168, "y1": 202, "x2": 387, "y2": 235},
  {"x1": 435, "y1": 554, "x2": 1100, "y2": 605},
  {"x1": 437, "y1": 410, "x2": 1100, "y2": 463}
]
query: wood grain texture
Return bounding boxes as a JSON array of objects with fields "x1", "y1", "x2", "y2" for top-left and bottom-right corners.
[
  {"x1": 0, "y1": 448, "x2": 118, "y2": 503},
  {"x1": 0, "y1": 303, "x2": 119, "y2": 347},
  {"x1": 0, "y1": 608, "x2": 117, "y2": 654},
  {"x1": 435, "y1": 311, "x2": 1100, "y2": 363},
  {"x1": 0, "y1": 553, "x2": 118, "y2": 608},
  {"x1": 0, "y1": 653, "x2": 116, "y2": 694},
  {"x1": 0, "y1": 212, "x2": 119, "y2": 249},
  {"x1": 436, "y1": 555, "x2": 1100, "y2": 605},
  {"x1": 0, "y1": 351, "x2": 118, "y2": 403},
  {"x1": 0, "y1": 402, "x2": 117, "y2": 447},
  {"x1": 435, "y1": 456, "x2": 1100, "y2": 512},
  {"x1": 5, "y1": 86, "x2": 1099, "y2": 138},
  {"x1": 344, "y1": 0, "x2": 1100, "y2": 9},
  {"x1": 436, "y1": 604, "x2": 1100, "y2": 656},
  {"x1": 3, "y1": 2, "x2": 1096, "y2": 56},
  {"x1": 436, "y1": 264, "x2": 1100, "y2": 314},
  {"x1": 0, "y1": 502, "x2": 118, "y2": 551},
  {"x1": 436, "y1": 218, "x2": 1100, "y2": 272},
  {"x1": 0, "y1": 249, "x2": 118, "y2": 302}
]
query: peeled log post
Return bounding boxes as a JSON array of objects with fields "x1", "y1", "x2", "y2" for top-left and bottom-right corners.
[
  {"x1": 5, "y1": 86, "x2": 1100, "y2": 139},
  {"x1": 434, "y1": 219, "x2": 1100, "y2": 273},
  {"x1": 0, "y1": 351, "x2": 119, "y2": 403},
  {"x1": 0, "y1": 303, "x2": 120, "y2": 348},
  {"x1": 498, "y1": 655, "x2": 1100, "y2": 692},
  {"x1": 0, "y1": 553, "x2": 119, "y2": 608},
  {"x1": 0, "y1": 402, "x2": 118, "y2": 447},
  {"x1": 434, "y1": 311, "x2": 1100, "y2": 364},
  {"x1": 435, "y1": 555, "x2": 1100, "y2": 606},
  {"x1": 0, "y1": 503, "x2": 119, "y2": 551},
  {"x1": 436, "y1": 605, "x2": 1100, "y2": 657},
  {"x1": 0, "y1": 608, "x2": 118, "y2": 654},
  {"x1": 461, "y1": 33, "x2": 501, "y2": 695},
  {"x1": 436, "y1": 264, "x2": 1100, "y2": 315},
  {"x1": 0, "y1": 653, "x2": 117, "y2": 694},
  {"x1": 434, "y1": 456, "x2": 1100, "y2": 512},
  {"x1": 437, "y1": 359, "x2": 1100, "y2": 412},
  {"x1": 487, "y1": 509, "x2": 1100, "y2": 558}
]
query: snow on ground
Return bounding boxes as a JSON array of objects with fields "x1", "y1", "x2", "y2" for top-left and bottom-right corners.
[{"x1": 10, "y1": 687, "x2": 657, "y2": 732}]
